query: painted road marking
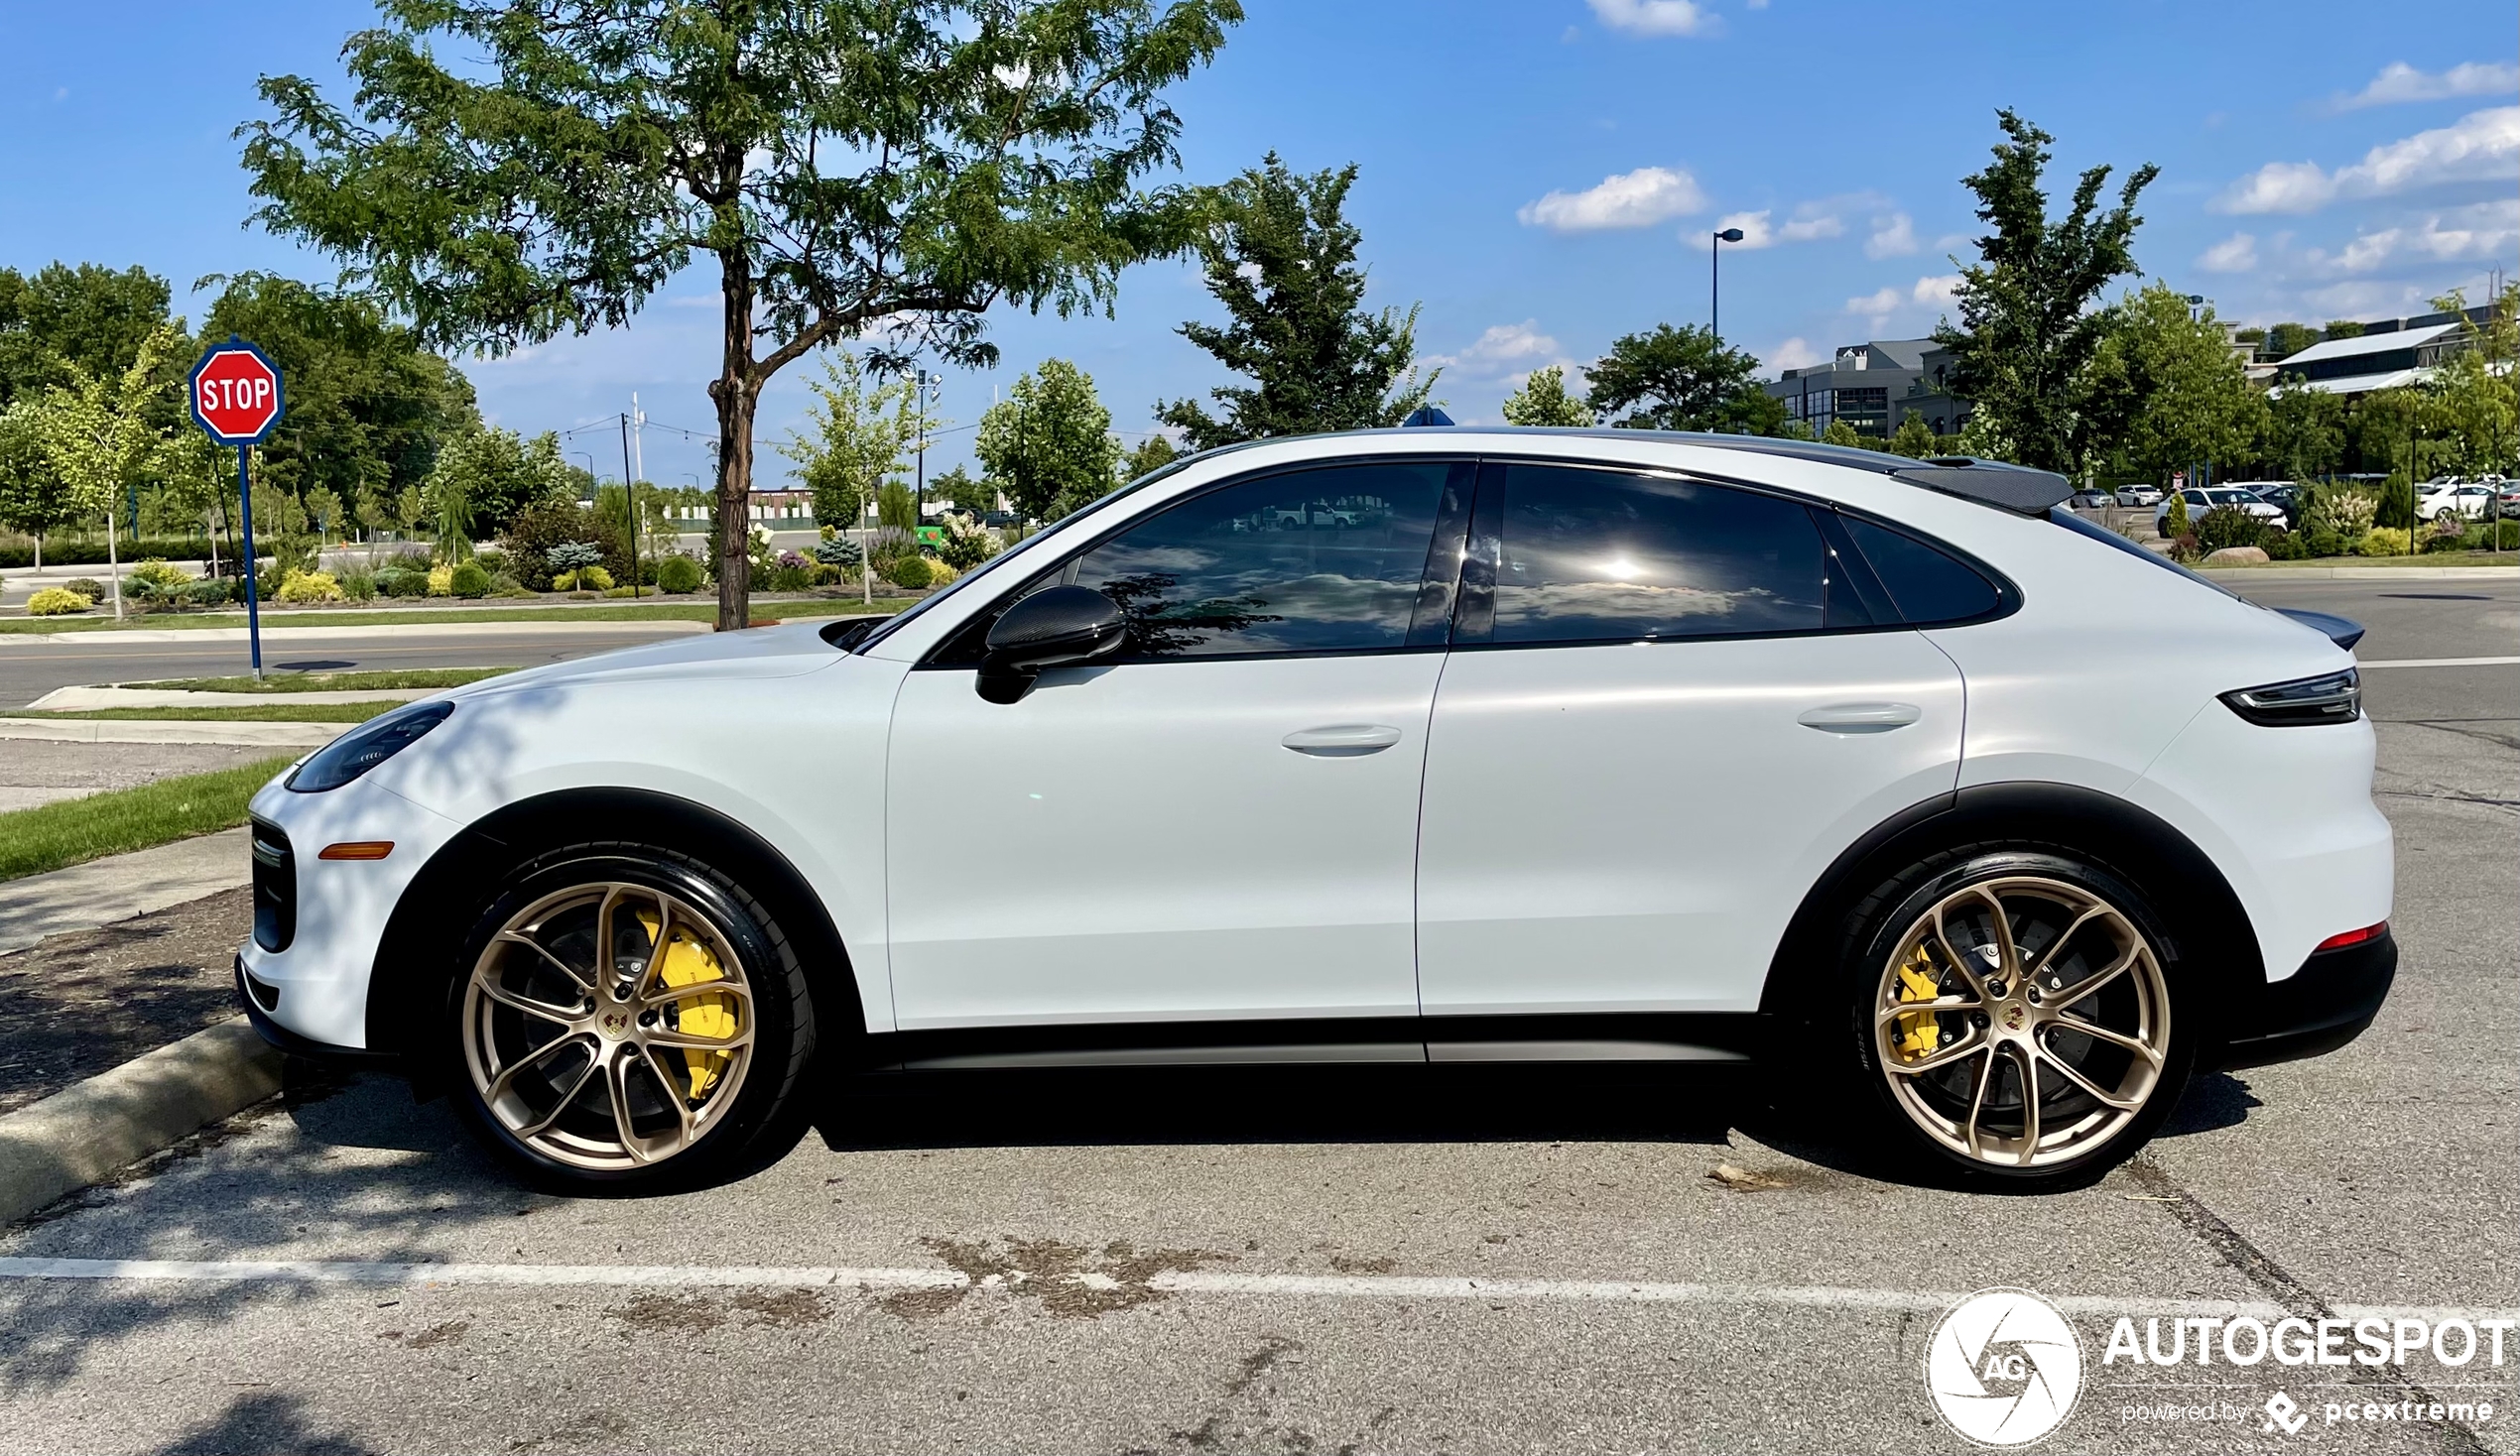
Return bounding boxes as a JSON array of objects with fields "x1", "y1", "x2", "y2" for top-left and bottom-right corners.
[{"x1": 0, "y1": 1257, "x2": 2509, "y2": 1324}]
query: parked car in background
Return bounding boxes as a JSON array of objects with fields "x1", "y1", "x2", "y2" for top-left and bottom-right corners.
[
  {"x1": 2494, "y1": 481, "x2": 2519, "y2": 519},
  {"x1": 2417, "y1": 480, "x2": 2497, "y2": 523},
  {"x1": 2243, "y1": 483, "x2": 2304, "y2": 523},
  {"x1": 2114, "y1": 484, "x2": 2163, "y2": 508},
  {"x1": 2070, "y1": 489, "x2": 2112, "y2": 509},
  {"x1": 2155, "y1": 488, "x2": 2285, "y2": 536}
]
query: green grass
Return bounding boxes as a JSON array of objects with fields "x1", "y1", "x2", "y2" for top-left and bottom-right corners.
[
  {"x1": 0, "y1": 601, "x2": 900, "y2": 634},
  {"x1": 0, "y1": 756, "x2": 299, "y2": 883},
  {"x1": 2202, "y1": 550, "x2": 2520, "y2": 569},
  {"x1": 10, "y1": 703, "x2": 395, "y2": 724},
  {"x1": 118, "y1": 667, "x2": 515, "y2": 693}
]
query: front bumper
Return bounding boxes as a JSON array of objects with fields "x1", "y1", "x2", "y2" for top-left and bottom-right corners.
[
  {"x1": 235, "y1": 956, "x2": 397, "y2": 1066},
  {"x1": 2216, "y1": 930, "x2": 2397, "y2": 1070}
]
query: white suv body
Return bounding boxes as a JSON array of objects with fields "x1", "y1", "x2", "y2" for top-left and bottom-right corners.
[{"x1": 238, "y1": 430, "x2": 2395, "y2": 1190}]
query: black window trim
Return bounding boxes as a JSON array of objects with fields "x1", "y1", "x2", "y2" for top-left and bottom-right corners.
[{"x1": 911, "y1": 448, "x2": 2021, "y2": 669}]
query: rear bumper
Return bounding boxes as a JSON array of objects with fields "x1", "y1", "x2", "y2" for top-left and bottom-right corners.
[{"x1": 2216, "y1": 931, "x2": 2396, "y2": 1070}]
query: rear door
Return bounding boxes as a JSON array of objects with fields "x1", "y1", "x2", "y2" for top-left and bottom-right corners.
[{"x1": 1414, "y1": 462, "x2": 1970, "y2": 1020}]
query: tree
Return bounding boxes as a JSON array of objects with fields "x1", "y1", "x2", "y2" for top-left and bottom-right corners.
[
  {"x1": 977, "y1": 358, "x2": 1121, "y2": 520},
  {"x1": 195, "y1": 272, "x2": 480, "y2": 510},
  {"x1": 23, "y1": 322, "x2": 191, "y2": 613},
  {"x1": 1583, "y1": 324, "x2": 1781, "y2": 433},
  {"x1": 1500, "y1": 365, "x2": 1595, "y2": 426},
  {"x1": 1821, "y1": 419, "x2": 1868, "y2": 450},
  {"x1": 1889, "y1": 414, "x2": 1938, "y2": 458},
  {"x1": 0, "y1": 263, "x2": 176, "y2": 409},
  {"x1": 1932, "y1": 110, "x2": 2158, "y2": 472},
  {"x1": 0, "y1": 402, "x2": 79, "y2": 565},
  {"x1": 2323, "y1": 320, "x2": 2365, "y2": 341},
  {"x1": 2427, "y1": 284, "x2": 2518, "y2": 478},
  {"x1": 780, "y1": 352, "x2": 916, "y2": 533},
  {"x1": 242, "y1": 0, "x2": 1241, "y2": 631},
  {"x1": 2262, "y1": 322, "x2": 2322, "y2": 362},
  {"x1": 2258, "y1": 386, "x2": 2346, "y2": 481},
  {"x1": 2079, "y1": 284, "x2": 2267, "y2": 488},
  {"x1": 1156, "y1": 155, "x2": 1435, "y2": 449},
  {"x1": 423, "y1": 425, "x2": 578, "y2": 539},
  {"x1": 1118, "y1": 433, "x2": 1179, "y2": 481},
  {"x1": 927, "y1": 464, "x2": 997, "y2": 516}
]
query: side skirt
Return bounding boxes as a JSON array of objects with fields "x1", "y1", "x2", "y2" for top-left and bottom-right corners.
[{"x1": 862, "y1": 1014, "x2": 1767, "y2": 1072}]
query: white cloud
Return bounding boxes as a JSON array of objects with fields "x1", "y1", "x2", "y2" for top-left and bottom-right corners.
[
  {"x1": 2196, "y1": 232, "x2": 2259, "y2": 273},
  {"x1": 1865, "y1": 213, "x2": 1918, "y2": 258},
  {"x1": 1910, "y1": 274, "x2": 1962, "y2": 306},
  {"x1": 1518, "y1": 166, "x2": 1704, "y2": 231},
  {"x1": 1843, "y1": 275, "x2": 1960, "y2": 334},
  {"x1": 2215, "y1": 105, "x2": 2520, "y2": 213},
  {"x1": 2336, "y1": 61, "x2": 2520, "y2": 111},
  {"x1": 1844, "y1": 287, "x2": 1902, "y2": 329},
  {"x1": 2305, "y1": 199, "x2": 2520, "y2": 274},
  {"x1": 1587, "y1": 0, "x2": 1715, "y2": 37},
  {"x1": 1700, "y1": 199, "x2": 1850, "y2": 251},
  {"x1": 1426, "y1": 320, "x2": 1566, "y2": 376},
  {"x1": 1766, "y1": 336, "x2": 1823, "y2": 374}
]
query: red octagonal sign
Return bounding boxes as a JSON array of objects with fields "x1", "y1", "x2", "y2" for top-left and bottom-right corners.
[{"x1": 189, "y1": 338, "x2": 285, "y2": 444}]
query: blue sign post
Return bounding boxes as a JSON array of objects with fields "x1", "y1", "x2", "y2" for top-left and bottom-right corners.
[{"x1": 187, "y1": 338, "x2": 286, "y2": 680}]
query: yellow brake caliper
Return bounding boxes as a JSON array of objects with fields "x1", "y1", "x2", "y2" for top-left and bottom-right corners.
[
  {"x1": 635, "y1": 910, "x2": 738, "y2": 1102},
  {"x1": 1890, "y1": 949, "x2": 1944, "y2": 1062}
]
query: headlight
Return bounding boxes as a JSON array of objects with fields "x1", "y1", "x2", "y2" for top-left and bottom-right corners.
[
  {"x1": 2219, "y1": 668, "x2": 2359, "y2": 727},
  {"x1": 287, "y1": 700, "x2": 454, "y2": 792}
]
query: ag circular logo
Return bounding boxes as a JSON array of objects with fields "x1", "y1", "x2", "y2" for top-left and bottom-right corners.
[{"x1": 1924, "y1": 1287, "x2": 2084, "y2": 1446}]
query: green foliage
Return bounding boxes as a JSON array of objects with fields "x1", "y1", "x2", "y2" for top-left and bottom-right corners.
[
  {"x1": 882, "y1": 552, "x2": 939, "y2": 590},
  {"x1": 2164, "y1": 492, "x2": 2190, "y2": 537},
  {"x1": 2358, "y1": 527, "x2": 2410, "y2": 556},
  {"x1": 1584, "y1": 324, "x2": 1779, "y2": 433},
  {"x1": 501, "y1": 500, "x2": 624, "y2": 589},
  {"x1": 1500, "y1": 365, "x2": 1595, "y2": 427},
  {"x1": 655, "y1": 552, "x2": 703, "y2": 594},
  {"x1": 240, "y1": 0, "x2": 1240, "y2": 630},
  {"x1": 2261, "y1": 322, "x2": 2321, "y2": 361},
  {"x1": 1821, "y1": 420, "x2": 1868, "y2": 450},
  {"x1": 249, "y1": 480, "x2": 318, "y2": 580},
  {"x1": 447, "y1": 560, "x2": 492, "y2": 598},
  {"x1": 925, "y1": 464, "x2": 996, "y2": 516},
  {"x1": 2375, "y1": 470, "x2": 2416, "y2": 531},
  {"x1": 0, "y1": 755, "x2": 299, "y2": 884},
  {"x1": 1933, "y1": 110, "x2": 2158, "y2": 472},
  {"x1": 2323, "y1": 320, "x2": 2365, "y2": 341},
  {"x1": 1888, "y1": 415, "x2": 1939, "y2": 459},
  {"x1": 276, "y1": 569, "x2": 346, "y2": 604},
  {"x1": 2302, "y1": 486, "x2": 2377, "y2": 542},
  {"x1": 936, "y1": 511, "x2": 1003, "y2": 570},
  {"x1": 0, "y1": 398, "x2": 81, "y2": 554},
  {"x1": 977, "y1": 358, "x2": 1121, "y2": 521},
  {"x1": 0, "y1": 263, "x2": 174, "y2": 410},
  {"x1": 876, "y1": 481, "x2": 920, "y2": 533},
  {"x1": 2080, "y1": 284, "x2": 2267, "y2": 485},
  {"x1": 2193, "y1": 506, "x2": 2268, "y2": 553},
  {"x1": 2258, "y1": 386, "x2": 2345, "y2": 480},
  {"x1": 2425, "y1": 284, "x2": 2519, "y2": 478},
  {"x1": 423, "y1": 425, "x2": 579, "y2": 540},
  {"x1": 1118, "y1": 433, "x2": 1181, "y2": 482},
  {"x1": 26, "y1": 586, "x2": 90, "y2": 615},
  {"x1": 782, "y1": 351, "x2": 917, "y2": 530},
  {"x1": 16, "y1": 322, "x2": 190, "y2": 565},
  {"x1": 1156, "y1": 155, "x2": 1435, "y2": 450}
]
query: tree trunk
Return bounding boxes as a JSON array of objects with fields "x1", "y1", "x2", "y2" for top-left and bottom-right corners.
[{"x1": 709, "y1": 254, "x2": 758, "y2": 633}]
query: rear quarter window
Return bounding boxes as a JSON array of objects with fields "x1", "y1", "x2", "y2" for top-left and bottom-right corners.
[{"x1": 1838, "y1": 516, "x2": 2005, "y2": 625}]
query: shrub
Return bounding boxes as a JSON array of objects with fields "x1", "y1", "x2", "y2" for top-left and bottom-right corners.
[
  {"x1": 580, "y1": 564, "x2": 614, "y2": 591},
  {"x1": 881, "y1": 552, "x2": 936, "y2": 590},
  {"x1": 807, "y1": 562, "x2": 845, "y2": 586},
  {"x1": 2357, "y1": 527, "x2": 2411, "y2": 556},
  {"x1": 2302, "y1": 527, "x2": 2346, "y2": 559},
  {"x1": 602, "y1": 584, "x2": 640, "y2": 598},
  {"x1": 448, "y1": 561, "x2": 492, "y2": 598},
  {"x1": 276, "y1": 570, "x2": 346, "y2": 604},
  {"x1": 2166, "y1": 533, "x2": 2201, "y2": 563},
  {"x1": 127, "y1": 559, "x2": 189, "y2": 594},
  {"x1": 2468, "y1": 521, "x2": 2520, "y2": 551},
  {"x1": 2422, "y1": 517, "x2": 2471, "y2": 553},
  {"x1": 656, "y1": 553, "x2": 703, "y2": 593},
  {"x1": 341, "y1": 570, "x2": 377, "y2": 602},
  {"x1": 503, "y1": 504, "x2": 622, "y2": 589},
  {"x1": 427, "y1": 564, "x2": 454, "y2": 596},
  {"x1": 937, "y1": 512, "x2": 1003, "y2": 570},
  {"x1": 811, "y1": 537, "x2": 861, "y2": 568},
  {"x1": 473, "y1": 547, "x2": 508, "y2": 578},
  {"x1": 26, "y1": 586, "x2": 91, "y2": 615},
  {"x1": 2162, "y1": 493, "x2": 2190, "y2": 538},
  {"x1": 185, "y1": 577, "x2": 234, "y2": 606},
  {"x1": 777, "y1": 548, "x2": 811, "y2": 571},
  {"x1": 2194, "y1": 506, "x2": 2267, "y2": 553},
  {"x1": 63, "y1": 578, "x2": 107, "y2": 602},
  {"x1": 762, "y1": 563, "x2": 807, "y2": 591},
  {"x1": 2263, "y1": 530, "x2": 2309, "y2": 560},
  {"x1": 375, "y1": 567, "x2": 427, "y2": 598}
]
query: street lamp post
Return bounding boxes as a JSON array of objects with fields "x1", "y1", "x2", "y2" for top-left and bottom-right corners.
[{"x1": 1710, "y1": 226, "x2": 1746, "y2": 350}]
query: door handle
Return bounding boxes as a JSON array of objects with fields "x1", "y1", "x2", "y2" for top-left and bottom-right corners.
[
  {"x1": 1797, "y1": 702, "x2": 1923, "y2": 733},
  {"x1": 1282, "y1": 724, "x2": 1404, "y2": 755}
]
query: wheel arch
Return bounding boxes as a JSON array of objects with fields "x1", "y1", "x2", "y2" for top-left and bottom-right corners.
[
  {"x1": 1757, "y1": 782, "x2": 2262, "y2": 1040},
  {"x1": 367, "y1": 787, "x2": 865, "y2": 1078}
]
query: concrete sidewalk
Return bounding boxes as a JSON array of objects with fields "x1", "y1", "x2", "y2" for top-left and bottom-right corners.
[
  {"x1": 0, "y1": 828, "x2": 252, "y2": 957},
  {"x1": 26, "y1": 685, "x2": 435, "y2": 710},
  {"x1": 0, "y1": 718, "x2": 341, "y2": 747}
]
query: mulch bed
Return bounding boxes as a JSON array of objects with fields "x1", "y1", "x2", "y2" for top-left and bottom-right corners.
[{"x1": 0, "y1": 887, "x2": 251, "y2": 1114}]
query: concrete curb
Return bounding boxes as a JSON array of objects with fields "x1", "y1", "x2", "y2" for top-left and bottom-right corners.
[
  {"x1": 3, "y1": 619, "x2": 715, "y2": 645},
  {"x1": 0, "y1": 717, "x2": 344, "y2": 747},
  {"x1": 2200, "y1": 564, "x2": 2520, "y2": 581},
  {"x1": 0, "y1": 1018, "x2": 281, "y2": 1225},
  {"x1": 26, "y1": 686, "x2": 436, "y2": 710}
]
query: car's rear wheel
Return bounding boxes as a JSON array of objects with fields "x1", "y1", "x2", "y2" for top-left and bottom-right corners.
[
  {"x1": 443, "y1": 847, "x2": 814, "y2": 1189},
  {"x1": 1842, "y1": 850, "x2": 2191, "y2": 1188}
]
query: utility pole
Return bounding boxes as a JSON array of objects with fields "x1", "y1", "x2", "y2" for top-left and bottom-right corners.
[
  {"x1": 1710, "y1": 226, "x2": 1745, "y2": 350},
  {"x1": 618, "y1": 412, "x2": 639, "y2": 597}
]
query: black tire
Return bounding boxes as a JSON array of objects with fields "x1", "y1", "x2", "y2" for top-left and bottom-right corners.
[
  {"x1": 1833, "y1": 847, "x2": 2195, "y2": 1191},
  {"x1": 439, "y1": 842, "x2": 816, "y2": 1192}
]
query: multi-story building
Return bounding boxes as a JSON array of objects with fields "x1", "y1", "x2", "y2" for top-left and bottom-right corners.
[{"x1": 1768, "y1": 338, "x2": 1971, "y2": 438}]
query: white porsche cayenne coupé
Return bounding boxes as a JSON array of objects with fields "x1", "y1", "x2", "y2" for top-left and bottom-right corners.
[{"x1": 236, "y1": 429, "x2": 2395, "y2": 1192}]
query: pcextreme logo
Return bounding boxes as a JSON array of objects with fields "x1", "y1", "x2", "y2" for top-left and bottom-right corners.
[{"x1": 1924, "y1": 1288, "x2": 2085, "y2": 1447}]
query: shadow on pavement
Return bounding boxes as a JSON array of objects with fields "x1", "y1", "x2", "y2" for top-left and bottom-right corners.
[{"x1": 154, "y1": 1390, "x2": 379, "y2": 1456}]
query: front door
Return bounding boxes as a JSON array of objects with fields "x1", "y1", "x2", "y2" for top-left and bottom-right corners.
[
  {"x1": 884, "y1": 458, "x2": 1472, "y2": 1031},
  {"x1": 1414, "y1": 462, "x2": 1967, "y2": 1019}
]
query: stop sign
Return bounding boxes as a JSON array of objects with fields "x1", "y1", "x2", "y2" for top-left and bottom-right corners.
[{"x1": 189, "y1": 338, "x2": 285, "y2": 444}]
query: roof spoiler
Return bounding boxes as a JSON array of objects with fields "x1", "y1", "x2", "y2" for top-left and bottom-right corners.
[{"x1": 1889, "y1": 457, "x2": 2075, "y2": 516}]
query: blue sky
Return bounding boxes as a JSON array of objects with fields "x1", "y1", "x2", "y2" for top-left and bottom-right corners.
[{"x1": 3, "y1": 1, "x2": 2513, "y2": 489}]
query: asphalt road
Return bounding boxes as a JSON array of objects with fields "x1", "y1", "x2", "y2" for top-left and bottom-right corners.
[{"x1": 0, "y1": 580, "x2": 2511, "y2": 1455}]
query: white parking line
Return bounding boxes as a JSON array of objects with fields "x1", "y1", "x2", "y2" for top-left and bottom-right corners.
[
  {"x1": 1, "y1": 1257, "x2": 2509, "y2": 1324},
  {"x1": 2359, "y1": 657, "x2": 2520, "y2": 668}
]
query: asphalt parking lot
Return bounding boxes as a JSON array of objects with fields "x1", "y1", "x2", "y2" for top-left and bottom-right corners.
[{"x1": 0, "y1": 578, "x2": 2511, "y2": 1455}]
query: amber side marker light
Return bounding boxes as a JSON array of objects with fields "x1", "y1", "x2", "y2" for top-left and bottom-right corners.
[
  {"x1": 316, "y1": 841, "x2": 395, "y2": 861},
  {"x1": 2314, "y1": 920, "x2": 2388, "y2": 953}
]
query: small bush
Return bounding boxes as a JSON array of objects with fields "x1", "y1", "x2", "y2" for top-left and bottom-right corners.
[
  {"x1": 602, "y1": 584, "x2": 640, "y2": 598},
  {"x1": 580, "y1": 564, "x2": 614, "y2": 592},
  {"x1": 2302, "y1": 527, "x2": 2346, "y2": 559},
  {"x1": 340, "y1": 570, "x2": 378, "y2": 602},
  {"x1": 63, "y1": 578, "x2": 107, "y2": 602},
  {"x1": 26, "y1": 586, "x2": 91, "y2": 615},
  {"x1": 811, "y1": 537, "x2": 861, "y2": 568},
  {"x1": 2166, "y1": 533, "x2": 2202, "y2": 563},
  {"x1": 656, "y1": 553, "x2": 703, "y2": 593},
  {"x1": 276, "y1": 570, "x2": 346, "y2": 605},
  {"x1": 127, "y1": 559, "x2": 189, "y2": 594},
  {"x1": 2357, "y1": 527, "x2": 2411, "y2": 556},
  {"x1": 448, "y1": 561, "x2": 492, "y2": 598},
  {"x1": 2193, "y1": 507, "x2": 2267, "y2": 553},
  {"x1": 768, "y1": 564, "x2": 812, "y2": 592},
  {"x1": 807, "y1": 562, "x2": 845, "y2": 586},
  {"x1": 2468, "y1": 521, "x2": 2520, "y2": 550},
  {"x1": 472, "y1": 547, "x2": 508, "y2": 578},
  {"x1": 880, "y1": 553, "x2": 936, "y2": 590},
  {"x1": 186, "y1": 577, "x2": 234, "y2": 606},
  {"x1": 427, "y1": 564, "x2": 454, "y2": 596},
  {"x1": 375, "y1": 568, "x2": 426, "y2": 598},
  {"x1": 2263, "y1": 530, "x2": 2309, "y2": 560}
]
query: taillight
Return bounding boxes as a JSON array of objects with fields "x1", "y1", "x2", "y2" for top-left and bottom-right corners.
[
  {"x1": 2220, "y1": 668, "x2": 2359, "y2": 727},
  {"x1": 2314, "y1": 921, "x2": 2388, "y2": 953}
]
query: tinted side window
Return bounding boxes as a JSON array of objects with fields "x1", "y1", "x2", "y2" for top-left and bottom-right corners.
[
  {"x1": 1839, "y1": 516, "x2": 2001, "y2": 625},
  {"x1": 1486, "y1": 465, "x2": 1825, "y2": 645},
  {"x1": 1063, "y1": 460, "x2": 1462, "y2": 659}
]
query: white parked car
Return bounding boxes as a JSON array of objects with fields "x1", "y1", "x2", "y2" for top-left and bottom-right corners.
[
  {"x1": 2417, "y1": 480, "x2": 2496, "y2": 523},
  {"x1": 239, "y1": 432, "x2": 2393, "y2": 1192},
  {"x1": 2154, "y1": 487, "x2": 2285, "y2": 536},
  {"x1": 2112, "y1": 484, "x2": 2162, "y2": 508}
]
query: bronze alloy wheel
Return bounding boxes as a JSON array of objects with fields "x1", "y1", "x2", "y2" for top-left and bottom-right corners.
[
  {"x1": 462, "y1": 881, "x2": 756, "y2": 1171},
  {"x1": 1874, "y1": 875, "x2": 2171, "y2": 1168}
]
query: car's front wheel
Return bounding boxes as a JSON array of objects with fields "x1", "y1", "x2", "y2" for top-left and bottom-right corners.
[
  {"x1": 441, "y1": 846, "x2": 815, "y2": 1189},
  {"x1": 1842, "y1": 850, "x2": 2192, "y2": 1189}
]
